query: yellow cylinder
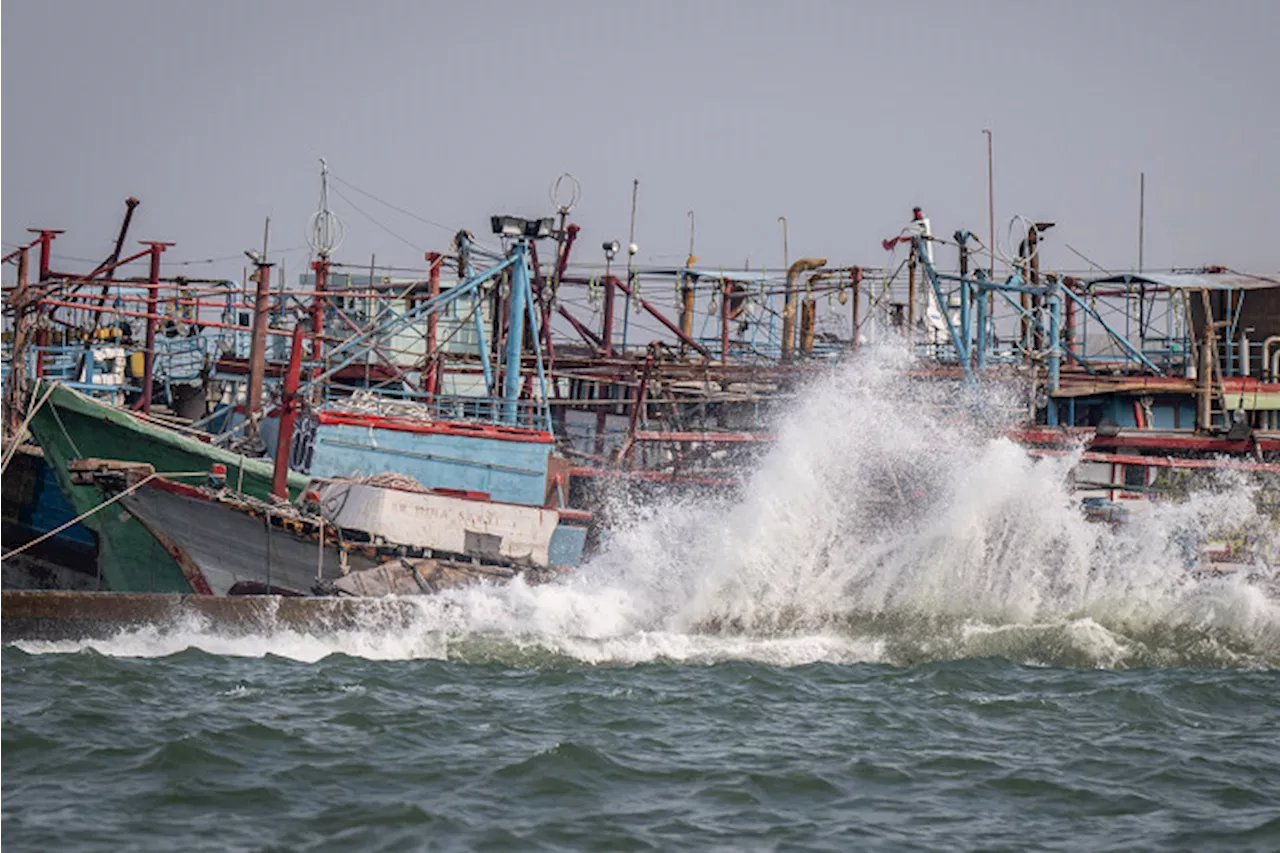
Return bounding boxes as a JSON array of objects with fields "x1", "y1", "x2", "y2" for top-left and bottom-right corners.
[{"x1": 126, "y1": 350, "x2": 147, "y2": 378}]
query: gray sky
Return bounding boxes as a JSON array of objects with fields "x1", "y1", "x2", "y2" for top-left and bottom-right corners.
[{"x1": 4, "y1": 0, "x2": 1277, "y2": 283}]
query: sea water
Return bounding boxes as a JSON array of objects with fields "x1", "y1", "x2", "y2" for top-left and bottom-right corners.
[{"x1": 5, "y1": 349, "x2": 1279, "y2": 851}]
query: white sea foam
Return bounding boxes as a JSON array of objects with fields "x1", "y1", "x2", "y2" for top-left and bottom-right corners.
[{"x1": 16, "y1": 347, "x2": 1280, "y2": 668}]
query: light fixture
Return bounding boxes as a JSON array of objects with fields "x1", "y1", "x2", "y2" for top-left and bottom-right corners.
[
  {"x1": 525, "y1": 217, "x2": 554, "y2": 239},
  {"x1": 244, "y1": 249, "x2": 264, "y2": 264},
  {"x1": 491, "y1": 216, "x2": 524, "y2": 238},
  {"x1": 603, "y1": 240, "x2": 620, "y2": 261},
  {"x1": 490, "y1": 215, "x2": 555, "y2": 240}
]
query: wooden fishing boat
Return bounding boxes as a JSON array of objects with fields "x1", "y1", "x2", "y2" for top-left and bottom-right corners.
[{"x1": 76, "y1": 461, "x2": 589, "y2": 597}]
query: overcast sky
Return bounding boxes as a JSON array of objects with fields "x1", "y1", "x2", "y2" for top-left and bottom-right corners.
[{"x1": 4, "y1": 0, "x2": 1277, "y2": 284}]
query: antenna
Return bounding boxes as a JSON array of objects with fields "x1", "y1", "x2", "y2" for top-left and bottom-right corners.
[
  {"x1": 1138, "y1": 171, "x2": 1145, "y2": 273},
  {"x1": 550, "y1": 173, "x2": 581, "y2": 215},
  {"x1": 687, "y1": 210, "x2": 696, "y2": 265},
  {"x1": 307, "y1": 157, "x2": 345, "y2": 257}
]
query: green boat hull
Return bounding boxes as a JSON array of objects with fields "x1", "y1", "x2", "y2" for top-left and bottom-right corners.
[{"x1": 26, "y1": 382, "x2": 308, "y2": 593}]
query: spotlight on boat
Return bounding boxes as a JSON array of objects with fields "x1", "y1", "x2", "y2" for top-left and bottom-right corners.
[
  {"x1": 490, "y1": 216, "x2": 554, "y2": 240},
  {"x1": 244, "y1": 249, "x2": 265, "y2": 264},
  {"x1": 603, "y1": 240, "x2": 620, "y2": 261}
]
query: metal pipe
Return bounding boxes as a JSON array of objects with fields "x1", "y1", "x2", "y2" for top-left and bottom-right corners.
[
  {"x1": 311, "y1": 255, "x2": 329, "y2": 370},
  {"x1": 521, "y1": 283, "x2": 554, "y2": 433},
  {"x1": 982, "y1": 130, "x2": 994, "y2": 277},
  {"x1": 136, "y1": 241, "x2": 173, "y2": 413},
  {"x1": 89, "y1": 197, "x2": 141, "y2": 326},
  {"x1": 557, "y1": 303, "x2": 602, "y2": 347},
  {"x1": 800, "y1": 294, "x2": 816, "y2": 356},
  {"x1": 1047, "y1": 277, "x2": 1062, "y2": 425},
  {"x1": 602, "y1": 256, "x2": 616, "y2": 357},
  {"x1": 271, "y1": 324, "x2": 305, "y2": 500},
  {"x1": 720, "y1": 276, "x2": 730, "y2": 365},
  {"x1": 679, "y1": 274, "x2": 694, "y2": 348},
  {"x1": 1262, "y1": 335, "x2": 1280, "y2": 381},
  {"x1": 625, "y1": 186, "x2": 638, "y2": 353},
  {"x1": 975, "y1": 279, "x2": 989, "y2": 371},
  {"x1": 1138, "y1": 171, "x2": 1145, "y2": 273},
  {"x1": 1027, "y1": 224, "x2": 1042, "y2": 354},
  {"x1": 907, "y1": 247, "x2": 917, "y2": 345},
  {"x1": 31, "y1": 296, "x2": 292, "y2": 337},
  {"x1": 502, "y1": 242, "x2": 530, "y2": 423},
  {"x1": 850, "y1": 266, "x2": 862, "y2": 352},
  {"x1": 424, "y1": 252, "x2": 443, "y2": 393},
  {"x1": 782, "y1": 257, "x2": 825, "y2": 362},
  {"x1": 955, "y1": 232, "x2": 972, "y2": 364},
  {"x1": 246, "y1": 260, "x2": 273, "y2": 433},
  {"x1": 474, "y1": 299, "x2": 493, "y2": 396},
  {"x1": 27, "y1": 229, "x2": 63, "y2": 281}
]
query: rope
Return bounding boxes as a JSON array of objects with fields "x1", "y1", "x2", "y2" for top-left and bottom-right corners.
[
  {"x1": 0, "y1": 383, "x2": 57, "y2": 475},
  {"x1": 350, "y1": 470, "x2": 432, "y2": 493},
  {"x1": 0, "y1": 470, "x2": 206, "y2": 562}
]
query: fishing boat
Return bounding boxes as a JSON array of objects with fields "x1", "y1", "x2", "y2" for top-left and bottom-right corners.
[
  {"x1": 76, "y1": 461, "x2": 588, "y2": 597},
  {"x1": 22, "y1": 381, "x2": 308, "y2": 592}
]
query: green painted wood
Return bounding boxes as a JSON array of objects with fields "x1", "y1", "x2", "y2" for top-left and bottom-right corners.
[{"x1": 26, "y1": 383, "x2": 309, "y2": 593}]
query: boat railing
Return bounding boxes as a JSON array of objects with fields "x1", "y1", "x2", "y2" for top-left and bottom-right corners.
[{"x1": 328, "y1": 389, "x2": 551, "y2": 433}]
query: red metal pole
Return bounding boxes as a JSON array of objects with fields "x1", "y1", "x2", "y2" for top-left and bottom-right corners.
[
  {"x1": 26, "y1": 229, "x2": 63, "y2": 281},
  {"x1": 608, "y1": 276, "x2": 713, "y2": 359},
  {"x1": 246, "y1": 261, "x2": 273, "y2": 426},
  {"x1": 558, "y1": 303, "x2": 603, "y2": 347},
  {"x1": 272, "y1": 324, "x2": 306, "y2": 500},
  {"x1": 21, "y1": 228, "x2": 64, "y2": 351},
  {"x1": 34, "y1": 325, "x2": 48, "y2": 376},
  {"x1": 136, "y1": 241, "x2": 173, "y2": 413},
  {"x1": 32, "y1": 297, "x2": 292, "y2": 336},
  {"x1": 556, "y1": 224, "x2": 580, "y2": 284}
]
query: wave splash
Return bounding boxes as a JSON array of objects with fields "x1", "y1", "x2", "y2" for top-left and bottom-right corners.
[{"x1": 16, "y1": 349, "x2": 1280, "y2": 668}]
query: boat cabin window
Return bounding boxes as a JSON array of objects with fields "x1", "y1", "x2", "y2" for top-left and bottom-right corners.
[{"x1": 1123, "y1": 464, "x2": 1148, "y2": 490}]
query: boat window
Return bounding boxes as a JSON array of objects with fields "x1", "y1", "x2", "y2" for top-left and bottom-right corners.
[{"x1": 1123, "y1": 464, "x2": 1147, "y2": 489}]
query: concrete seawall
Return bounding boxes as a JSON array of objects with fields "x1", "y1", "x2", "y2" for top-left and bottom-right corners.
[{"x1": 1, "y1": 590, "x2": 422, "y2": 643}]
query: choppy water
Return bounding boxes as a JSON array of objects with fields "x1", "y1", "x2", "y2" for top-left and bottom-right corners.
[
  {"x1": 5, "y1": 350, "x2": 1280, "y2": 850},
  {"x1": 5, "y1": 648, "x2": 1279, "y2": 852}
]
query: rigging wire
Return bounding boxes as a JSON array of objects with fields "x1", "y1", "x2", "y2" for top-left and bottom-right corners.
[
  {"x1": 330, "y1": 185, "x2": 428, "y2": 255},
  {"x1": 329, "y1": 173, "x2": 459, "y2": 236}
]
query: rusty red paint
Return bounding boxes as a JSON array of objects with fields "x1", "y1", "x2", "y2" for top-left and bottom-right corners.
[
  {"x1": 1027, "y1": 449, "x2": 1280, "y2": 474},
  {"x1": 136, "y1": 241, "x2": 173, "y2": 414},
  {"x1": 315, "y1": 411, "x2": 555, "y2": 444},
  {"x1": 273, "y1": 324, "x2": 306, "y2": 499}
]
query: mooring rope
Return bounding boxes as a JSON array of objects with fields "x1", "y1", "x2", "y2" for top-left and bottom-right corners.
[{"x1": 0, "y1": 470, "x2": 206, "y2": 562}]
